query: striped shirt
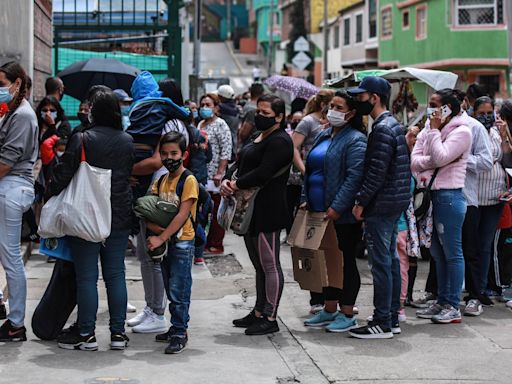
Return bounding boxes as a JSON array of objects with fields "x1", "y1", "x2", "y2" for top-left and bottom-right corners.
[{"x1": 477, "y1": 127, "x2": 507, "y2": 206}]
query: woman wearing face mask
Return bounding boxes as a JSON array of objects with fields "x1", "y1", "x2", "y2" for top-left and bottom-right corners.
[
  {"x1": 301, "y1": 91, "x2": 367, "y2": 332},
  {"x1": 0, "y1": 62, "x2": 38, "y2": 341},
  {"x1": 291, "y1": 89, "x2": 334, "y2": 314},
  {"x1": 411, "y1": 89, "x2": 472, "y2": 324},
  {"x1": 35, "y1": 96, "x2": 71, "y2": 142},
  {"x1": 48, "y1": 89, "x2": 135, "y2": 351},
  {"x1": 462, "y1": 96, "x2": 508, "y2": 312},
  {"x1": 198, "y1": 93, "x2": 233, "y2": 255},
  {"x1": 221, "y1": 95, "x2": 293, "y2": 335}
]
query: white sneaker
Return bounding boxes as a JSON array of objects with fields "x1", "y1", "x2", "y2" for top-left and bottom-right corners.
[
  {"x1": 131, "y1": 312, "x2": 168, "y2": 334},
  {"x1": 506, "y1": 300, "x2": 512, "y2": 309},
  {"x1": 126, "y1": 306, "x2": 152, "y2": 327},
  {"x1": 398, "y1": 308, "x2": 407, "y2": 322},
  {"x1": 126, "y1": 302, "x2": 137, "y2": 313}
]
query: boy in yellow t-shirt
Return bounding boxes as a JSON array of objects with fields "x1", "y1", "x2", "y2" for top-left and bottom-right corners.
[{"x1": 147, "y1": 132, "x2": 198, "y2": 354}]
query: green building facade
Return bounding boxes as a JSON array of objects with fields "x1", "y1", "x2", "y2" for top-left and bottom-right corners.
[{"x1": 378, "y1": 0, "x2": 510, "y2": 99}]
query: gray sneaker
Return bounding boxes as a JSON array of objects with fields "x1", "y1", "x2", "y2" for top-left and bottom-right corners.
[
  {"x1": 416, "y1": 303, "x2": 443, "y2": 319},
  {"x1": 464, "y1": 299, "x2": 483, "y2": 317},
  {"x1": 411, "y1": 292, "x2": 437, "y2": 309},
  {"x1": 431, "y1": 305, "x2": 462, "y2": 324}
]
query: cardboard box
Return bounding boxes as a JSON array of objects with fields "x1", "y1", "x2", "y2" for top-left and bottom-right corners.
[{"x1": 287, "y1": 210, "x2": 343, "y2": 292}]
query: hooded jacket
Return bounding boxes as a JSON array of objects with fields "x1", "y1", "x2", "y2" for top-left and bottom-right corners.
[{"x1": 127, "y1": 71, "x2": 190, "y2": 147}]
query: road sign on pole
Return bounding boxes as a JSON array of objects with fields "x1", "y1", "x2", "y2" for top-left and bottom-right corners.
[
  {"x1": 292, "y1": 51, "x2": 312, "y2": 70},
  {"x1": 293, "y1": 36, "x2": 309, "y2": 52}
]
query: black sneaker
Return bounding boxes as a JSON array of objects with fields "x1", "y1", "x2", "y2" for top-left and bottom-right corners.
[
  {"x1": 391, "y1": 322, "x2": 401, "y2": 335},
  {"x1": 0, "y1": 304, "x2": 6, "y2": 320},
  {"x1": 478, "y1": 294, "x2": 494, "y2": 307},
  {"x1": 165, "y1": 334, "x2": 188, "y2": 354},
  {"x1": 233, "y1": 310, "x2": 261, "y2": 328},
  {"x1": 110, "y1": 333, "x2": 129, "y2": 350},
  {"x1": 349, "y1": 321, "x2": 393, "y2": 339},
  {"x1": 245, "y1": 317, "x2": 279, "y2": 336},
  {"x1": 59, "y1": 322, "x2": 79, "y2": 337},
  {"x1": 0, "y1": 320, "x2": 27, "y2": 342},
  {"x1": 57, "y1": 332, "x2": 98, "y2": 351},
  {"x1": 155, "y1": 327, "x2": 176, "y2": 343}
]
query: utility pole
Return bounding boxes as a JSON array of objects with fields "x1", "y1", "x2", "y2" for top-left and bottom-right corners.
[
  {"x1": 323, "y1": 0, "x2": 329, "y2": 82},
  {"x1": 193, "y1": 0, "x2": 202, "y2": 76},
  {"x1": 168, "y1": 0, "x2": 182, "y2": 82},
  {"x1": 226, "y1": 0, "x2": 232, "y2": 41},
  {"x1": 268, "y1": 0, "x2": 274, "y2": 76}
]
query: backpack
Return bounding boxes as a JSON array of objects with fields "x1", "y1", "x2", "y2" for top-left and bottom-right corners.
[{"x1": 156, "y1": 169, "x2": 211, "y2": 247}]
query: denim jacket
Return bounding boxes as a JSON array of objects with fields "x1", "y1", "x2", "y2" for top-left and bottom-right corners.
[{"x1": 302, "y1": 125, "x2": 367, "y2": 224}]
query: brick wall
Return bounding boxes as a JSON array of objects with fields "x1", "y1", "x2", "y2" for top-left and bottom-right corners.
[{"x1": 33, "y1": 0, "x2": 52, "y2": 105}]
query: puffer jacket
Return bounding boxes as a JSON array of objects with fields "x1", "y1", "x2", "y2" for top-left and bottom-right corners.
[
  {"x1": 127, "y1": 71, "x2": 189, "y2": 147},
  {"x1": 303, "y1": 125, "x2": 367, "y2": 224},
  {"x1": 356, "y1": 111, "x2": 411, "y2": 217},
  {"x1": 47, "y1": 125, "x2": 135, "y2": 231}
]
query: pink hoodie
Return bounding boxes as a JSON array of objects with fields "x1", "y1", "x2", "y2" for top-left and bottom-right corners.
[{"x1": 411, "y1": 115, "x2": 472, "y2": 190}]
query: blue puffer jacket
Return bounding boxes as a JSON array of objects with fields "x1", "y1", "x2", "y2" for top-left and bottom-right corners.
[
  {"x1": 127, "y1": 71, "x2": 189, "y2": 146},
  {"x1": 356, "y1": 111, "x2": 411, "y2": 217},
  {"x1": 303, "y1": 125, "x2": 367, "y2": 224}
]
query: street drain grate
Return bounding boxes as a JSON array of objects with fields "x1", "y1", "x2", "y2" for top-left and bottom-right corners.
[
  {"x1": 85, "y1": 378, "x2": 140, "y2": 384},
  {"x1": 204, "y1": 253, "x2": 243, "y2": 277}
]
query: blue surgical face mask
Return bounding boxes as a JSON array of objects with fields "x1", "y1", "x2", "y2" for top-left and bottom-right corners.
[
  {"x1": 199, "y1": 107, "x2": 213, "y2": 119},
  {"x1": 122, "y1": 115, "x2": 130, "y2": 131},
  {"x1": 0, "y1": 86, "x2": 13, "y2": 103},
  {"x1": 41, "y1": 111, "x2": 58, "y2": 120},
  {"x1": 192, "y1": 110, "x2": 199, "y2": 119},
  {"x1": 121, "y1": 105, "x2": 130, "y2": 116}
]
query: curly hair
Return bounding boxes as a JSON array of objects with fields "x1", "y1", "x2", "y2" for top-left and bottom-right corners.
[{"x1": 0, "y1": 61, "x2": 27, "y2": 120}]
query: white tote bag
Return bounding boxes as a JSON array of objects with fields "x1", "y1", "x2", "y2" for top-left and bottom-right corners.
[{"x1": 38, "y1": 135, "x2": 112, "y2": 242}]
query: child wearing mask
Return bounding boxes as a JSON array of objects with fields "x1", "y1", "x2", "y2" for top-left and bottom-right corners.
[{"x1": 146, "y1": 132, "x2": 199, "y2": 354}]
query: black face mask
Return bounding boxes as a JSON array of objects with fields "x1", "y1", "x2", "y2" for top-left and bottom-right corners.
[
  {"x1": 476, "y1": 114, "x2": 495, "y2": 130},
  {"x1": 162, "y1": 158, "x2": 183, "y2": 173},
  {"x1": 255, "y1": 114, "x2": 277, "y2": 131},
  {"x1": 290, "y1": 122, "x2": 299, "y2": 130},
  {"x1": 77, "y1": 112, "x2": 89, "y2": 125},
  {"x1": 357, "y1": 100, "x2": 375, "y2": 116}
]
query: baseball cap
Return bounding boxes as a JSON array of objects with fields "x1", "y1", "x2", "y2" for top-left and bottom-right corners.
[
  {"x1": 348, "y1": 76, "x2": 391, "y2": 98},
  {"x1": 113, "y1": 89, "x2": 133, "y2": 102},
  {"x1": 217, "y1": 84, "x2": 235, "y2": 100}
]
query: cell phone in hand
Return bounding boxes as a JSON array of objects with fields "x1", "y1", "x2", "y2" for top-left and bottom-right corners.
[
  {"x1": 440, "y1": 105, "x2": 452, "y2": 120},
  {"x1": 499, "y1": 195, "x2": 512, "y2": 203}
]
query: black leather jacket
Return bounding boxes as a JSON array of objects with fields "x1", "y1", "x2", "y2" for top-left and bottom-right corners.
[
  {"x1": 356, "y1": 111, "x2": 411, "y2": 217},
  {"x1": 48, "y1": 125, "x2": 135, "y2": 231}
]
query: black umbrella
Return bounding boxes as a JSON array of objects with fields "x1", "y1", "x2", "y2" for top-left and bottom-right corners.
[{"x1": 57, "y1": 58, "x2": 140, "y2": 101}]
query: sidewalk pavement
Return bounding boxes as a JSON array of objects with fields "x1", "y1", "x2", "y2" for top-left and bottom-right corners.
[{"x1": 0, "y1": 233, "x2": 511, "y2": 384}]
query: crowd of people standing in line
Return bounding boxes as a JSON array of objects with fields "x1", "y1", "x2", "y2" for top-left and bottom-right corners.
[{"x1": 0, "y1": 60, "x2": 511, "y2": 355}]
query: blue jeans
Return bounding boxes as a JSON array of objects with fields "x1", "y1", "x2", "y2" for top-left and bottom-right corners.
[
  {"x1": 476, "y1": 204, "x2": 503, "y2": 294},
  {"x1": 161, "y1": 240, "x2": 194, "y2": 336},
  {"x1": 0, "y1": 176, "x2": 34, "y2": 327},
  {"x1": 430, "y1": 189, "x2": 467, "y2": 308},
  {"x1": 365, "y1": 213, "x2": 401, "y2": 329},
  {"x1": 69, "y1": 229, "x2": 130, "y2": 335}
]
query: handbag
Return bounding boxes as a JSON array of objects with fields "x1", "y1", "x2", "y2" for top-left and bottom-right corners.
[
  {"x1": 413, "y1": 168, "x2": 439, "y2": 221},
  {"x1": 38, "y1": 134, "x2": 112, "y2": 242},
  {"x1": 230, "y1": 163, "x2": 291, "y2": 235}
]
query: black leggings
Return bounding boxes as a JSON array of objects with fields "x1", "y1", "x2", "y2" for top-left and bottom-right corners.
[{"x1": 323, "y1": 223, "x2": 363, "y2": 307}]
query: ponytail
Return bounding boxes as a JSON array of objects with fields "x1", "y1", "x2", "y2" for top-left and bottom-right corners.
[{"x1": 0, "y1": 61, "x2": 27, "y2": 120}]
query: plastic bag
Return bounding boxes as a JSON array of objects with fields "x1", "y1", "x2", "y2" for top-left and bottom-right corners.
[{"x1": 38, "y1": 161, "x2": 112, "y2": 242}]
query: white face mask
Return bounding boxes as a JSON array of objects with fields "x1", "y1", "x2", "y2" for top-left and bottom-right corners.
[
  {"x1": 426, "y1": 107, "x2": 438, "y2": 119},
  {"x1": 327, "y1": 109, "x2": 347, "y2": 127},
  {"x1": 56, "y1": 151, "x2": 64, "y2": 158}
]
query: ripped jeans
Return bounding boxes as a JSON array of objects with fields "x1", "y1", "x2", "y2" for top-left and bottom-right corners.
[{"x1": 430, "y1": 189, "x2": 467, "y2": 309}]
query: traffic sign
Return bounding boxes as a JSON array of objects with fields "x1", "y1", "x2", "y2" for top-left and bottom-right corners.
[
  {"x1": 294, "y1": 36, "x2": 310, "y2": 52},
  {"x1": 292, "y1": 51, "x2": 312, "y2": 70}
]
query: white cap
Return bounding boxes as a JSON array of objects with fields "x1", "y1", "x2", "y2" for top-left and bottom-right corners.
[{"x1": 217, "y1": 84, "x2": 235, "y2": 100}]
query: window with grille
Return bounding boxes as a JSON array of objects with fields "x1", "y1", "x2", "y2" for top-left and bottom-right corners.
[
  {"x1": 455, "y1": 0, "x2": 503, "y2": 26},
  {"x1": 356, "y1": 14, "x2": 363, "y2": 43},
  {"x1": 344, "y1": 18, "x2": 351, "y2": 46},
  {"x1": 368, "y1": 0, "x2": 377, "y2": 38},
  {"x1": 381, "y1": 7, "x2": 392, "y2": 39},
  {"x1": 416, "y1": 6, "x2": 427, "y2": 39},
  {"x1": 334, "y1": 25, "x2": 340, "y2": 48}
]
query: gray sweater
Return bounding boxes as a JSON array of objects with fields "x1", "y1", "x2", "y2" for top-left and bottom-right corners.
[{"x1": 0, "y1": 99, "x2": 39, "y2": 183}]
